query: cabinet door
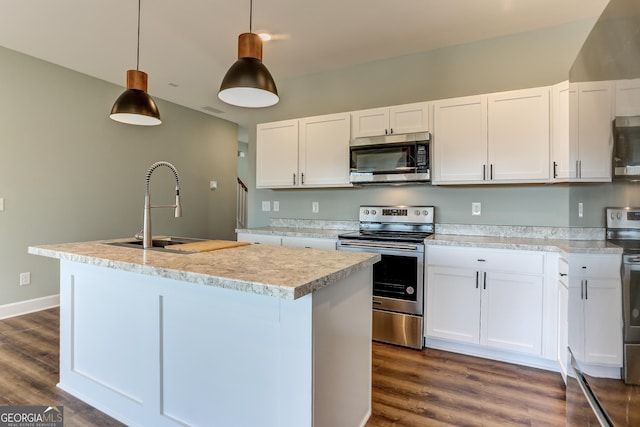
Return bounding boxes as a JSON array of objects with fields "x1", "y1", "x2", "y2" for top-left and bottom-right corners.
[
  {"x1": 389, "y1": 102, "x2": 429, "y2": 135},
  {"x1": 557, "y1": 279, "x2": 569, "y2": 382},
  {"x1": 432, "y1": 96, "x2": 488, "y2": 184},
  {"x1": 299, "y1": 113, "x2": 351, "y2": 187},
  {"x1": 481, "y1": 272, "x2": 543, "y2": 355},
  {"x1": 351, "y1": 107, "x2": 389, "y2": 138},
  {"x1": 551, "y1": 81, "x2": 578, "y2": 180},
  {"x1": 256, "y1": 120, "x2": 299, "y2": 188},
  {"x1": 426, "y1": 266, "x2": 480, "y2": 344},
  {"x1": 576, "y1": 81, "x2": 614, "y2": 181},
  {"x1": 236, "y1": 233, "x2": 282, "y2": 246},
  {"x1": 487, "y1": 87, "x2": 551, "y2": 182},
  {"x1": 583, "y1": 278, "x2": 623, "y2": 366},
  {"x1": 281, "y1": 236, "x2": 336, "y2": 250}
]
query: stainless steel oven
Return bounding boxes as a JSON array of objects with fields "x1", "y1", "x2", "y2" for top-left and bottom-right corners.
[
  {"x1": 337, "y1": 205, "x2": 434, "y2": 349},
  {"x1": 606, "y1": 207, "x2": 640, "y2": 385}
]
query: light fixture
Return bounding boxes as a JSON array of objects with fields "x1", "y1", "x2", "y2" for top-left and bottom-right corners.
[
  {"x1": 109, "y1": 0, "x2": 161, "y2": 126},
  {"x1": 218, "y1": 0, "x2": 279, "y2": 108}
]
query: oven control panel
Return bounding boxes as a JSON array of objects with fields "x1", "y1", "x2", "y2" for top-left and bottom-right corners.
[
  {"x1": 359, "y1": 205, "x2": 434, "y2": 224},
  {"x1": 607, "y1": 207, "x2": 640, "y2": 229}
]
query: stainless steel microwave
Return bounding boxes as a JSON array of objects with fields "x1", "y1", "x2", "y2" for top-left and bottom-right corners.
[
  {"x1": 614, "y1": 116, "x2": 640, "y2": 179},
  {"x1": 349, "y1": 132, "x2": 430, "y2": 184}
]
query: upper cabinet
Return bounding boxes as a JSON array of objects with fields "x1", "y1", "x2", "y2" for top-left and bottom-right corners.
[
  {"x1": 432, "y1": 87, "x2": 550, "y2": 185},
  {"x1": 256, "y1": 113, "x2": 351, "y2": 189},
  {"x1": 551, "y1": 80, "x2": 614, "y2": 182},
  {"x1": 431, "y1": 96, "x2": 488, "y2": 183},
  {"x1": 351, "y1": 102, "x2": 429, "y2": 138},
  {"x1": 575, "y1": 81, "x2": 614, "y2": 181}
]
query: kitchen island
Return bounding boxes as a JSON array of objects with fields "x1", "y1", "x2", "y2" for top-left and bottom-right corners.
[{"x1": 29, "y1": 238, "x2": 379, "y2": 427}]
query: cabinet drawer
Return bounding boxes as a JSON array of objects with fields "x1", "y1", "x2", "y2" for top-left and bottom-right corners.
[
  {"x1": 237, "y1": 233, "x2": 282, "y2": 246},
  {"x1": 427, "y1": 245, "x2": 544, "y2": 274},
  {"x1": 569, "y1": 254, "x2": 621, "y2": 278}
]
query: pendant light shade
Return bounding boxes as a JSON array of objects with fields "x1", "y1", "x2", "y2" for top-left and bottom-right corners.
[
  {"x1": 109, "y1": 0, "x2": 161, "y2": 126},
  {"x1": 218, "y1": 2, "x2": 279, "y2": 108},
  {"x1": 110, "y1": 70, "x2": 161, "y2": 126}
]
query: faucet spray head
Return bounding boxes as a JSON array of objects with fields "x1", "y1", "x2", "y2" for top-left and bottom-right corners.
[{"x1": 175, "y1": 189, "x2": 182, "y2": 218}]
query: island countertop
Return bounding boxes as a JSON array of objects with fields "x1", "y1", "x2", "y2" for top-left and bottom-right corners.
[{"x1": 28, "y1": 238, "x2": 380, "y2": 300}]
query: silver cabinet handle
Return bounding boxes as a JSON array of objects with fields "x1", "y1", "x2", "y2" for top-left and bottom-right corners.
[
  {"x1": 490, "y1": 164, "x2": 494, "y2": 180},
  {"x1": 301, "y1": 172, "x2": 305, "y2": 185},
  {"x1": 553, "y1": 161, "x2": 558, "y2": 179},
  {"x1": 293, "y1": 173, "x2": 296, "y2": 185},
  {"x1": 476, "y1": 271, "x2": 479, "y2": 289},
  {"x1": 483, "y1": 272, "x2": 487, "y2": 290},
  {"x1": 483, "y1": 164, "x2": 486, "y2": 181},
  {"x1": 585, "y1": 279, "x2": 588, "y2": 300}
]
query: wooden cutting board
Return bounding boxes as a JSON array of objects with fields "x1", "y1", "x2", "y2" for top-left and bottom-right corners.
[{"x1": 166, "y1": 240, "x2": 250, "y2": 252}]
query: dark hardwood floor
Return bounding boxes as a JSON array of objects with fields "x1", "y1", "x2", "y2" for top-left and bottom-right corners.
[{"x1": 0, "y1": 308, "x2": 566, "y2": 426}]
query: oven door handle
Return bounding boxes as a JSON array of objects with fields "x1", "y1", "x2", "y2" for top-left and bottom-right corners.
[
  {"x1": 627, "y1": 257, "x2": 640, "y2": 263},
  {"x1": 338, "y1": 241, "x2": 419, "y2": 251}
]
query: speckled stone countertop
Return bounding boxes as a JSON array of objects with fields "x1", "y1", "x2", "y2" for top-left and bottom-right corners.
[
  {"x1": 238, "y1": 220, "x2": 622, "y2": 255},
  {"x1": 28, "y1": 238, "x2": 380, "y2": 300},
  {"x1": 425, "y1": 234, "x2": 623, "y2": 255}
]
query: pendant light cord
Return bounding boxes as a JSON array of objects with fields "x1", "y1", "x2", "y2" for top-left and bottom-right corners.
[
  {"x1": 136, "y1": 0, "x2": 141, "y2": 71},
  {"x1": 249, "y1": 0, "x2": 253, "y2": 33}
]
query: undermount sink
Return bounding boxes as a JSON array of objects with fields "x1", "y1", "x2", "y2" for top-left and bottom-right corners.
[{"x1": 106, "y1": 236, "x2": 205, "y2": 253}]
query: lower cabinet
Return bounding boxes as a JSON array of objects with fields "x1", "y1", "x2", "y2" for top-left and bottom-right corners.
[
  {"x1": 568, "y1": 253, "x2": 623, "y2": 369},
  {"x1": 426, "y1": 246, "x2": 546, "y2": 357},
  {"x1": 237, "y1": 233, "x2": 336, "y2": 250}
]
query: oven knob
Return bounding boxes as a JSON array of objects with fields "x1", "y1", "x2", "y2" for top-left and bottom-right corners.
[
  {"x1": 617, "y1": 213, "x2": 622, "y2": 220},
  {"x1": 415, "y1": 209, "x2": 421, "y2": 216},
  {"x1": 611, "y1": 212, "x2": 615, "y2": 220},
  {"x1": 363, "y1": 209, "x2": 369, "y2": 215},
  {"x1": 371, "y1": 209, "x2": 377, "y2": 215},
  {"x1": 406, "y1": 286, "x2": 415, "y2": 295},
  {"x1": 422, "y1": 210, "x2": 429, "y2": 216}
]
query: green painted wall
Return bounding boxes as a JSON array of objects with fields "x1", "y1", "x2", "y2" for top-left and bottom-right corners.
[{"x1": 0, "y1": 46, "x2": 238, "y2": 306}]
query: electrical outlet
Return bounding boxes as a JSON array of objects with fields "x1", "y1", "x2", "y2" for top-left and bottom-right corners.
[
  {"x1": 20, "y1": 272, "x2": 30, "y2": 286},
  {"x1": 578, "y1": 202, "x2": 584, "y2": 218},
  {"x1": 273, "y1": 201, "x2": 279, "y2": 212},
  {"x1": 472, "y1": 202, "x2": 481, "y2": 216},
  {"x1": 261, "y1": 201, "x2": 271, "y2": 212},
  {"x1": 312, "y1": 202, "x2": 319, "y2": 213}
]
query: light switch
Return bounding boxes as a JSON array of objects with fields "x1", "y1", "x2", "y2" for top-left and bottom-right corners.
[
  {"x1": 0, "y1": 198, "x2": 4, "y2": 211},
  {"x1": 262, "y1": 201, "x2": 271, "y2": 212}
]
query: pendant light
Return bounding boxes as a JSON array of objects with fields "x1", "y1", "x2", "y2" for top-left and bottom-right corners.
[
  {"x1": 218, "y1": 0, "x2": 279, "y2": 108},
  {"x1": 109, "y1": 0, "x2": 161, "y2": 126}
]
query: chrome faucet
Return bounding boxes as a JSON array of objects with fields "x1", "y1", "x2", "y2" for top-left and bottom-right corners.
[{"x1": 141, "y1": 161, "x2": 182, "y2": 248}]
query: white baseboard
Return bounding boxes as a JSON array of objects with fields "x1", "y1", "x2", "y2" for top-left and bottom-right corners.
[{"x1": 0, "y1": 294, "x2": 60, "y2": 320}]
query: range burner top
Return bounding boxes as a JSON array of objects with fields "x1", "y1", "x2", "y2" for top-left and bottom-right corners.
[
  {"x1": 605, "y1": 208, "x2": 640, "y2": 254},
  {"x1": 338, "y1": 230, "x2": 432, "y2": 244}
]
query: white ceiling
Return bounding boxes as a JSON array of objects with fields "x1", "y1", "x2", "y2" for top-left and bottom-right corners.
[{"x1": 0, "y1": 0, "x2": 609, "y2": 127}]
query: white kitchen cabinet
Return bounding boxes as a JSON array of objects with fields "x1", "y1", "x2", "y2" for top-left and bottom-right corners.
[
  {"x1": 432, "y1": 87, "x2": 550, "y2": 184},
  {"x1": 256, "y1": 113, "x2": 351, "y2": 189},
  {"x1": 237, "y1": 233, "x2": 282, "y2": 246},
  {"x1": 256, "y1": 119, "x2": 299, "y2": 188},
  {"x1": 557, "y1": 256, "x2": 569, "y2": 383},
  {"x1": 238, "y1": 233, "x2": 336, "y2": 250},
  {"x1": 574, "y1": 81, "x2": 614, "y2": 181},
  {"x1": 351, "y1": 102, "x2": 429, "y2": 138},
  {"x1": 616, "y1": 78, "x2": 640, "y2": 116},
  {"x1": 298, "y1": 113, "x2": 351, "y2": 187},
  {"x1": 281, "y1": 236, "x2": 337, "y2": 250},
  {"x1": 487, "y1": 87, "x2": 550, "y2": 182},
  {"x1": 426, "y1": 246, "x2": 544, "y2": 356},
  {"x1": 568, "y1": 253, "x2": 623, "y2": 369},
  {"x1": 551, "y1": 81, "x2": 576, "y2": 181},
  {"x1": 431, "y1": 96, "x2": 488, "y2": 183}
]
